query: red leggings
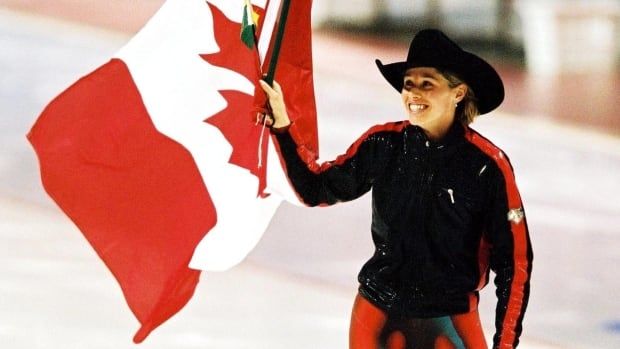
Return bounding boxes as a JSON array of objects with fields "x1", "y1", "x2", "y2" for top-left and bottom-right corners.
[{"x1": 349, "y1": 294, "x2": 488, "y2": 349}]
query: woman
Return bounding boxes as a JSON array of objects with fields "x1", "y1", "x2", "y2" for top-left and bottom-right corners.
[{"x1": 260, "y1": 29, "x2": 532, "y2": 349}]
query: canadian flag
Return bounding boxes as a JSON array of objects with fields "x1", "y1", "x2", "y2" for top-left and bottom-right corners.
[{"x1": 27, "y1": 0, "x2": 317, "y2": 343}]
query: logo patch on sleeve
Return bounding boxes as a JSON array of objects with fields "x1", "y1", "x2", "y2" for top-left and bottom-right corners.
[{"x1": 507, "y1": 207, "x2": 525, "y2": 224}]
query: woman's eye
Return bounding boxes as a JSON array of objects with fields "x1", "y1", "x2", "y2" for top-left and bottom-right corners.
[{"x1": 403, "y1": 80, "x2": 432, "y2": 90}]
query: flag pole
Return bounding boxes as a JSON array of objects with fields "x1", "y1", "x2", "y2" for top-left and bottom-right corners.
[{"x1": 263, "y1": 0, "x2": 292, "y2": 86}]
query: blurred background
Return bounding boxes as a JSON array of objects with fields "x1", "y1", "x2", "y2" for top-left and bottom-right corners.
[{"x1": 1, "y1": 0, "x2": 619, "y2": 348}]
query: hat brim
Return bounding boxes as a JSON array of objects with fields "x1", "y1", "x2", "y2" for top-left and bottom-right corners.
[{"x1": 376, "y1": 52, "x2": 504, "y2": 115}]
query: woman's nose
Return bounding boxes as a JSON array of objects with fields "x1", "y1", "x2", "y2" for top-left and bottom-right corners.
[{"x1": 405, "y1": 88, "x2": 421, "y2": 99}]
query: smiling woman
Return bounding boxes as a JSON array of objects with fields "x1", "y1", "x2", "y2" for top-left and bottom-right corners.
[
  {"x1": 400, "y1": 67, "x2": 467, "y2": 140},
  {"x1": 260, "y1": 29, "x2": 533, "y2": 349}
]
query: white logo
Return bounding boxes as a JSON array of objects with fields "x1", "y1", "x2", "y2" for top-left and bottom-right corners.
[{"x1": 507, "y1": 208, "x2": 525, "y2": 224}]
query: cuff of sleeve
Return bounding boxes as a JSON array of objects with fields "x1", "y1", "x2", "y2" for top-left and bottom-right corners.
[{"x1": 270, "y1": 122, "x2": 292, "y2": 134}]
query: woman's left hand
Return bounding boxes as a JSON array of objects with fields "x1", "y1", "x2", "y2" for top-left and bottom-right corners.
[{"x1": 259, "y1": 79, "x2": 291, "y2": 128}]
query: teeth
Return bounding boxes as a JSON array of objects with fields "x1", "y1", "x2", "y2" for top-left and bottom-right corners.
[{"x1": 409, "y1": 104, "x2": 427, "y2": 112}]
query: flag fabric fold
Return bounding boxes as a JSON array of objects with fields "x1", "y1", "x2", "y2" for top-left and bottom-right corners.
[{"x1": 27, "y1": 0, "x2": 316, "y2": 343}]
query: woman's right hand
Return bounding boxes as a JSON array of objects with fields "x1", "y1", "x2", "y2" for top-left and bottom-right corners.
[{"x1": 259, "y1": 79, "x2": 291, "y2": 128}]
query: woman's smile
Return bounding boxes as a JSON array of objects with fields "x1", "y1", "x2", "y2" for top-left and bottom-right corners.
[{"x1": 407, "y1": 102, "x2": 428, "y2": 113}]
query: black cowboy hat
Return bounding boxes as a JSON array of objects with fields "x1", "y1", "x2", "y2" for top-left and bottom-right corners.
[{"x1": 376, "y1": 29, "x2": 504, "y2": 115}]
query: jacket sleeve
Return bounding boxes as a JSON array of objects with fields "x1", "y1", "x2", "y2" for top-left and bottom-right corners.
[
  {"x1": 485, "y1": 162, "x2": 533, "y2": 349},
  {"x1": 273, "y1": 126, "x2": 390, "y2": 207}
]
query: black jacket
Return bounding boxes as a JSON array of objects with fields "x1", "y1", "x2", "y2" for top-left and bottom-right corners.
[{"x1": 273, "y1": 120, "x2": 533, "y2": 348}]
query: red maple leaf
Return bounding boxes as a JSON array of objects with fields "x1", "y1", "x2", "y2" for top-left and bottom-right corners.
[
  {"x1": 205, "y1": 90, "x2": 267, "y2": 186},
  {"x1": 201, "y1": 2, "x2": 269, "y2": 196},
  {"x1": 201, "y1": 3, "x2": 262, "y2": 84}
]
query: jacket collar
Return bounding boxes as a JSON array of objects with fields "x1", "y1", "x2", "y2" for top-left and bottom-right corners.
[
  {"x1": 430, "y1": 120, "x2": 466, "y2": 150},
  {"x1": 405, "y1": 120, "x2": 465, "y2": 153}
]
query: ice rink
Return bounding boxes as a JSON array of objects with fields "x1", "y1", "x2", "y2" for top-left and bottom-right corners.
[{"x1": 1, "y1": 4, "x2": 619, "y2": 349}]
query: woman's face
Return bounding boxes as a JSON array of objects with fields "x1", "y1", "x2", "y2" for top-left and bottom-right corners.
[{"x1": 401, "y1": 67, "x2": 466, "y2": 140}]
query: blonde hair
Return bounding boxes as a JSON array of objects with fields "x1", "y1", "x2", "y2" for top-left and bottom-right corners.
[{"x1": 441, "y1": 71, "x2": 480, "y2": 125}]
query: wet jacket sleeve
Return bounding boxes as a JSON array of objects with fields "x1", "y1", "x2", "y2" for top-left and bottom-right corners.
[
  {"x1": 273, "y1": 128, "x2": 389, "y2": 207},
  {"x1": 485, "y1": 164, "x2": 533, "y2": 349}
]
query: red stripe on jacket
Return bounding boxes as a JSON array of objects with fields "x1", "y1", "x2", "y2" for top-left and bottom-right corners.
[
  {"x1": 465, "y1": 127, "x2": 531, "y2": 348},
  {"x1": 476, "y1": 236, "x2": 491, "y2": 291},
  {"x1": 289, "y1": 120, "x2": 408, "y2": 174}
]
